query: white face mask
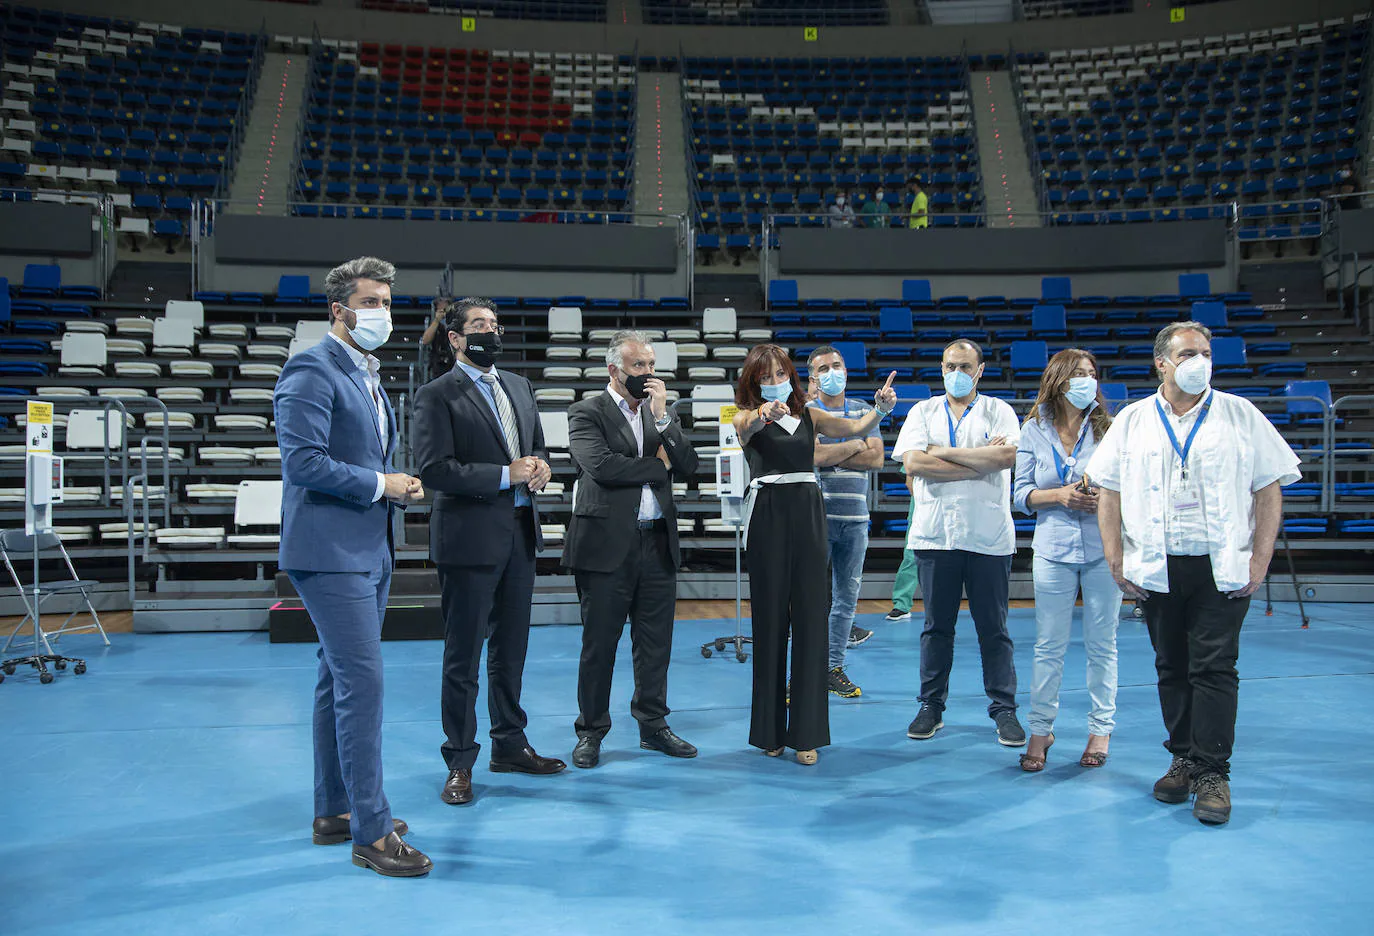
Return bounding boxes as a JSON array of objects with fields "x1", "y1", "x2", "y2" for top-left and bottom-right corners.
[
  {"x1": 1171, "y1": 354, "x2": 1212, "y2": 395},
  {"x1": 875, "y1": 190, "x2": 885, "y2": 201},
  {"x1": 836, "y1": 197, "x2": 846, "y2": 207},
  {"x1": 339, "y1": 304, "x2": 393, "y2": 351}
]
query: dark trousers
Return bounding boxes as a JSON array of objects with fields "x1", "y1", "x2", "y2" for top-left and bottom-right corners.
[
  {"x1": 914, "y1": 549, "x2": 1017, "y2": 718},
  {"x1": 1143, "y1": 555, "x2": 1248, "y2": 778},
  {"x1": 746, "y1": 486, "x2": 830, "y2": 752},
  {"x1": 437, "y1": 511, "x2": 535, "y2": 771},
  {"x1": 573, "y1": 522, "x2": 675, "y2": 740},
  {"x1": 288, "y1": 556, "x2": 393, "y2": 847}
]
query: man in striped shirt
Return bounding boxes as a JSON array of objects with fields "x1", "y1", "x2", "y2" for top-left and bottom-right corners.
[{"x1": 806, "y1": 346, "x2": 883, "y2": 698}]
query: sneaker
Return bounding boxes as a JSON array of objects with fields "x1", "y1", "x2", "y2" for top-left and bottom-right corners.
[
  {"x1": 827, "y1": 666, "x2": 862, "y2": 698},
  {"x1": 906, "y1": 703, "x2": 943, "y2": 740},
  {"x1": 1191, "y1": 772, "x2": 1232, "y2": 825},
  {"x1": 994, "y1": 711, "x2": 1027, "y2": 747},
  {"x1": 884, "y1": 607, "x2": 911, "y2": 623},
  {"x1": 1152, "y1": 755, "x2": 1196, "y2": 804},
  {"x1": 847, "y1": 625, "x2": 873, "y2": 648}
]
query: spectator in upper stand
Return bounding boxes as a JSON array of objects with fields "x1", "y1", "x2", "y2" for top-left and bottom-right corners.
[
  {"x1": 860, "y1": 188, "x2": 892, "y2": 228},
  {"x1": 421, "y1": 297, "x2": 456, "y2": 381},
  {"x1": 1335, "y1": 164, "x2": 1361, "y2": 211},
  {"x1": 907, "y1": 177, "x2": 929, "y2": 229},
  {"x1": 828, "y1": 192, "x2": 856, "y2": 228}
]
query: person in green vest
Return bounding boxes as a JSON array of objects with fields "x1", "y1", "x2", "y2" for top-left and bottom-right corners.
[
  {"x1": 907, "y1": 177, "x2": 929, "y2": 229},
  {"x1": 860, "y1": 188, "x2": 892, "y2": 227}
]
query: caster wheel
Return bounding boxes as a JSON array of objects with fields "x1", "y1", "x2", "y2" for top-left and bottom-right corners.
[
  {"x1": 74, "y1": 662, "x2": 86, "y2": 675},
  {"x1": 55, "y1": 660, "x2": 67, "y2": 670},
  {"x1": 714, "y1": 640, "x2": 726, "y2": 651},
  {"x1": 736, "y1": 652, "x2": 748, "y2": 663},
  {"x1": 39, "y1": 671, "x2": 54, "y2": 685},
  {"x1": 701, "y1": 647, "x2": 712, "y2": 658}
]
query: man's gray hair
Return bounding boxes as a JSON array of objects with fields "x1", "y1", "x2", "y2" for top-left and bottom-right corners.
[
  {"x1": 605, "y1": 330, "x2": 655, "y2": 368},
  {"x1": 323, "y1": 256, "x2": 396, "y2": 312},
  {"x1": 1153, "y1": 321, "x2": 1212, "y2": 361}
]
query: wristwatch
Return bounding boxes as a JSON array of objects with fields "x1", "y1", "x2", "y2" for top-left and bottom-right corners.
[{"x1": 654, "y1": 415, "x2": 672, "y2": 430}]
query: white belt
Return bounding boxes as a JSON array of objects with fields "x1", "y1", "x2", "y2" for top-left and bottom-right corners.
[{"x1": 741, "y1": 472, "x2": 818, "y2": 549}]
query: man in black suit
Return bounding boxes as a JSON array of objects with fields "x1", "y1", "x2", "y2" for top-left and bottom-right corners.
[
  {"x1": 412, "y1": 297, "x2": 566, "y2": 807},
  {"x1": 565, "y1": 330, "x2": 700, "y2": 769}
]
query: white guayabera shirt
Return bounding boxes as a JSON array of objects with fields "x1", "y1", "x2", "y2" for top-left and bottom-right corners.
[
  {"x1": 1086, "y1": 389, "x2": 1301, "y2": 594},
  {"x1": 892, "y1": 393, "x2": 1020, "y2": 556}
]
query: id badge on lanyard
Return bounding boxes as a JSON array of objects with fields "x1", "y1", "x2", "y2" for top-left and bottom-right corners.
[{"x1": 1157, "y1": 392, "x2": 1212, "y2": 514}]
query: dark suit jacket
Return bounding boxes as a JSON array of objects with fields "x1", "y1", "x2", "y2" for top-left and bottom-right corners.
[
  {"x1": 412, "y1": 364, "x2": 548, "y2": 566},
  {"x1": 563, "y1": 391, "x2": 699, "y2": 573}
]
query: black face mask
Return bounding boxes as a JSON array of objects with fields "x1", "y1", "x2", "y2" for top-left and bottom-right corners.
[
  {"x1": 623, "y1": 372, "x2": 653, "y2": 400},
  {"x1": 463, "y1": 333, "x2": 502, "y2": 368}
]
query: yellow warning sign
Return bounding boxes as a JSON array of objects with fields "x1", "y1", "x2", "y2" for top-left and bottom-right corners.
[
  {"x1": 719, "y1": 404, "x2": 739, "y2": 423},
  {"x1": 461, "y1": 16, "x2": 476, "y2": 32},
  {"x1": 803, "y1": 27, "x2": 818, "y2": 41},
  {"x1": 26, "y1": 400, "x2": 53, "y2": 455},
  {"x1": 1169, "y1": 7, "x2": 1185, "y2": 23}
]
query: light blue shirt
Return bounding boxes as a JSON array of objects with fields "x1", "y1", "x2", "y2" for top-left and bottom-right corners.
[
  {"x1": 457, "y1": 359, "x2": 530, "y2": 507},
  {"x1": 327, "y1": 332, "x2": 386, "y2": 503},
  {"x1": 1013, "y1": 404, "x2": 1104, "y2": 564}
]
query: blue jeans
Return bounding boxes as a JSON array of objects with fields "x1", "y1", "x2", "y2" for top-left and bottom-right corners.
[
  {"x1": 1029, "y1": 555, "x2": 1121, "y2": 737},
  {"x1": 825, "y1": 518, "x2": 868, "y2": 669}
]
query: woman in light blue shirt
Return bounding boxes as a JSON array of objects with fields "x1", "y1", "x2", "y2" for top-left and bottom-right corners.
[{"x1": 1013, "y1": 349, "x2": 1122, "y2": 771}]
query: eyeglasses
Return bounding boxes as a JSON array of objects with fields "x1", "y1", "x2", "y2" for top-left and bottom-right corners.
[{"x1": 461, "y1": 323, "x2": 505, "y2": 336}]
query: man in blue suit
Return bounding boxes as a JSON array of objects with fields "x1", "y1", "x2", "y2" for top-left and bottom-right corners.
[{"x1": 274, "y1": 256, "x2": 432, "y2": 878}]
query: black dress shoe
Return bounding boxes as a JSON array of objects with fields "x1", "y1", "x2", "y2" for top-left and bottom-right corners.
[
  {"x1": 312, "y1": 816, "x2": 409, "y2": 845},
  {"x1": 440, "y1": 768, "x2": 473, "y2": 805},
  {"x1": 351, "y1": 831, "x2": 432, "y2": 878},
  {"x1": 572, "y1": 735, "x2": 601, "y2": 769},
  {"x1": 640, "y1": 726, "x2": 698, "y2": 758},
  {"x1": 489, "y1": 745, "x2": 567, "y2": 775}
]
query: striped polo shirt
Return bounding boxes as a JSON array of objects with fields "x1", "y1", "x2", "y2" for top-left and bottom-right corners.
[{"x1": 806, "y1": 396, "x2": 879, "y2": 522}]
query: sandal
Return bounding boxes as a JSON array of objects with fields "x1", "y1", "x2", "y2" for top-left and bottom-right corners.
[
  {"x1": 796, "y1": 749, "x2": 818, "y2": 766},
  {"x1": 765, "y1": 747, "x2": 784, "y2": 758},
  {"x1": 1019, "y1": 733, "x2": 1054, "y2": 772},
  {"x1": 1079, "y1": 736, "x2": 1111, "y2": 768}
]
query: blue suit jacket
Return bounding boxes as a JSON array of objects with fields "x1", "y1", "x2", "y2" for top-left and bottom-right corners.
[{"x1": 274, "y1": 336, "x2": 398, "y2": 573}]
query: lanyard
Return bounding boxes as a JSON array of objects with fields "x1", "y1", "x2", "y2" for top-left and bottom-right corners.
[
  {"x1": 1049, "y1": 419, "x2": 1091, "y2": 485},
  {"x1": 944, "y1": 398, "x2": 974, "y2": 448},
  {"x1": 1154, "y1": 390, "x2": 1213, "y2": 482}
]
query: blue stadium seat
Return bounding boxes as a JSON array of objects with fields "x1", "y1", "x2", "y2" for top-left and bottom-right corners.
[
  {"x1": 276, "y1": 275, "x2": 310, "y2": 305},
  {"x1": 1009, "y1": 340, "x2": 1049, "y2": 377},
  {"x1": 1190, "y1": 301, "x2": 1229, "y2": 333},
  {"x1": 768, "y1": 279, "x2": 800, "y2": 310},
  {"x1": 1210, "y1": 336, "x2": 1251, "y2": 377},
  {"x1": 901, "y1": 279, "x2": 935, "y2": 309},
  {"x1": 20, "y1": 264, "x2": 61, "y2": 297},
  {"x1": 1030, "y1": 305, "x2": 1068, "y2": 339}
]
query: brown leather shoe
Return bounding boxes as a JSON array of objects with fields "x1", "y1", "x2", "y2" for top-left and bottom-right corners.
[
  {"x1": 1192, "y1": 773, "x2": 1232, "y2": 825},
  {"x1": 1153, "y1": 754, "x2": 1196, "y2": 804},
  {"x1": 313, "y1": 816, "x2": 409, "y2": 845},
  {"x1": 441, "y1": 768, "x2": 473, "y2": 805},
  {"x1": 351, "y1": 831, "x2": 432, "y2": 878},
  {"x1": 489, "y1": 744, "x2": 566, "y2": 775}
]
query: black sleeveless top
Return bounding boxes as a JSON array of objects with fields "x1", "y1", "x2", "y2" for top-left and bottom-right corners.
[{"x1": 745, "y1": 408, "x2": 816, "y2": 478}]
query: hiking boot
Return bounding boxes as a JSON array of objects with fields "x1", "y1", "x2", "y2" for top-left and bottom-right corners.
[
  {"x1": 847, "y1": 625, "x2": 873, "y2": 648},
  {"x1": 884, "y1": 607, "x2": 911, "y2": 623},
  {"x1": 906, "y1": 703, "x2": 943, "y2": 740},
  {"x1": 1152, "y1": 755, "x2": 1196, "y2": 804},
  {"x1": 827, "y1": 666, "x2": 862, "y2": 698},
  {"x1": 1192, "y1": 772, "x2": 1232, "y2": 825},
  {"x1": 995, "y1": 711, "x2": 1027, "y2": 747}
]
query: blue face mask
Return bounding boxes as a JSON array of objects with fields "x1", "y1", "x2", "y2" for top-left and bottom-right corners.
[
  {"x1": 760, "y1": 380, "x2": 791, "y2": 402},
  {"x1": 817, "y1": 369, "x2": 846, "y2": 397},
  {"x1": 943, "y1": 368, "x2": 975, "y2": 399},
  {"x1": 1065, "y1": 376, "x2": 1097, "y2": 410}
]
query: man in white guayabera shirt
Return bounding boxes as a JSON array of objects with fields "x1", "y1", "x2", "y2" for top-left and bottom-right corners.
[{"x1": 1088, "y1": 321, "x2": 1300, "y2": 827}]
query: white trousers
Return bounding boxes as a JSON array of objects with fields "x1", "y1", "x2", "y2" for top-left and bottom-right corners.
[{"x1": 1029, "y1": 555, "x2": 1122, "y2": 737}]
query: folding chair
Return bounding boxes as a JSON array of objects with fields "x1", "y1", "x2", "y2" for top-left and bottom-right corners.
[
  {"x1": 0, "y1": 529, "x2": 108, "y2": 681},
  {"x1": 226, "y1": 480, "x2": 283, "y2": 548}
]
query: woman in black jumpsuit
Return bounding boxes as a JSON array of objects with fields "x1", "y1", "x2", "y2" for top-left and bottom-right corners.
[{"x1": 733, "y1": 346, "x2": 896, "y2": 764}]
